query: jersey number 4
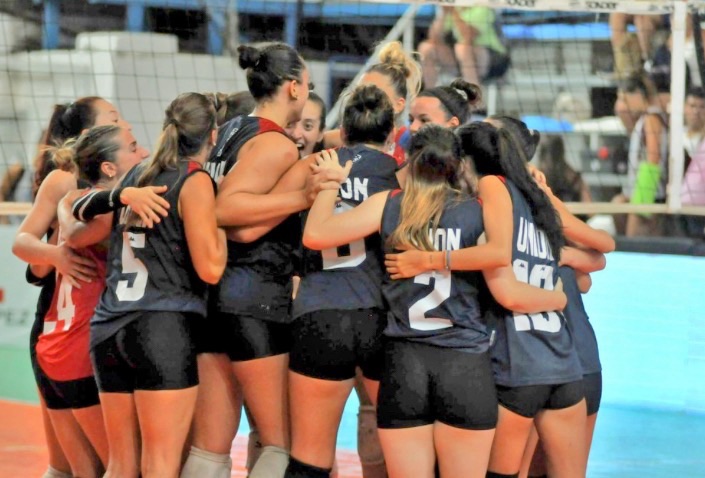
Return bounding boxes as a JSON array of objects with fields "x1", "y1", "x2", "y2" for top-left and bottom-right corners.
[
  {"x1": 116, "y1": 232, "x2": 148, "y2": 302},
  {"x1": 44, "y1": 276, "x2": 75, "y2": 334},
  {"x1": 512, "y1": 259, "x2": 561, "y2": 333}
]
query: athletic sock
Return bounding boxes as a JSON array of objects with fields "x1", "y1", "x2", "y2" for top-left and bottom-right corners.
[
  {"x1": 42, "y1": 467, "x2": 72, "y2": 478},
  {"x1": 284, "y1": 457, "x2": 331, "y2": 478},
  {"x1": 249, "y1": 445, "x2": 290, "y2": 478},
  {"x1": 180, "y1": 446, "x2": 232, "y2": 478}
]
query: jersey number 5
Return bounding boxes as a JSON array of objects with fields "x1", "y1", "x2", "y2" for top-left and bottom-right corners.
[
  {"x1": 116, "y1": 232, "x2": 148, "y2": 302},
  {"x1": 512, "y1": 259, "x2": 561, "y2": 333},
  {"x1": 408, "y1": 270, "x2": 453, "y2": 331}
]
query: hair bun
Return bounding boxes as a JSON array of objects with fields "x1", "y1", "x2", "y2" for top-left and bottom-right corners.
[
  {"x1": 355, "y1": 84, "x2": 385, "y2": 111},
  {"x1": 378, "y1": 41, "x2": 411, "y2": 77},
  {"x1": 238, "y1": 45, "x2": 262, "y2": 69},
  {"x1": 449, "y1": 79, "x2": 482, "y2": 105}
]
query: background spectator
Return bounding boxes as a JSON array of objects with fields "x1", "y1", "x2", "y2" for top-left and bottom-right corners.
[
  {"x1": 537, "y1": 135, "x2": 592, "y2": 205},
  {"x1": 418, "y1": 6, "x2": 509, "y2": 87}
]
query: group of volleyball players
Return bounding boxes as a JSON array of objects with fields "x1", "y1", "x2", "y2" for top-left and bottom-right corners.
[{"x1": 12, "y1": 38, "x2": 615, "y2": 478}]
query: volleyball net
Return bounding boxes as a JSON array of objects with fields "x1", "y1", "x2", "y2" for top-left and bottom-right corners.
[{"x1": 1, "y1": 0, "x2": 704, "y2": 239}]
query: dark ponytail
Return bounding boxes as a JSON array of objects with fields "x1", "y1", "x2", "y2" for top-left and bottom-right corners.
[
  {"x1": 456, "y1": 121, "x2": 564, "y2": 261},
  {"x1": 237, "y1": 43, "x2": 306, "y2": 100}
]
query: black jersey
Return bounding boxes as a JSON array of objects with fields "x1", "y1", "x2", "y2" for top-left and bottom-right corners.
[
  {"x1": 92, "y1": 161, "x2": 212, "y2": 342},
  {"x1": 380, "y1": 191, "x2": 489, "y2": 352},
  {"x1": 293, "y1": 145, "x2": 399, "y2": 318},
  {"x1": 559, "y1": 265, "x2": 601, "y2": 375},
  {"x1": 205, "y1": 115, "x2": 299, "y2": 322},
  {"x1": 488, "y1": 178, "x2": 582, "y2": 387}
]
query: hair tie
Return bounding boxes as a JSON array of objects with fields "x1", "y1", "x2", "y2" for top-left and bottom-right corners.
[{"x1": 453, "y1": 88, "x2": 468, "y2": 101}]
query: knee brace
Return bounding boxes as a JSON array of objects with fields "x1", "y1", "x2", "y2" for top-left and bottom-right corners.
[
  {"x1": 42, "y1": 467, "x2": 72, "y2": 478},
  {"x1": 180, "y1": 446, "x2": 232, "y2": 478},
  {"x1": 284, "y1": 457, "x2": 331, "y2": 478},
  {"x1": 357, "y1": 405, "x2": 385, "y2": 465},
  {"x1": 249, "y1": 445, "x2": 290, "y2": 478}
]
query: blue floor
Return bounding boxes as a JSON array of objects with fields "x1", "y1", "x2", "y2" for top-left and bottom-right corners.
[{"x1": 237, "y1": 393, "x2": 705, "y2": 477}]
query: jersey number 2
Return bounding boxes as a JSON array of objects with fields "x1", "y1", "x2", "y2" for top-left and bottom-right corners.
[
  {"x1": 116, "y1": 232, "x2": 148, "y2": 302},
  {"x1": 512, "y1": 259, "x2": 561, "y2": 333},
  {"x1": 408, "y1": 270, "x2": 453, "y2": 331}
]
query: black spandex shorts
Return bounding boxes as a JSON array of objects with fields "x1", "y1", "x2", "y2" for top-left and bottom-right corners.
[
  {"x1": 91, "y1": 312, "x2": 198, "y2": 393},
  {"x1": 583, "y1": 372, "x2": 602, "y2": 416},
  {"x1": 194, "y1": 311, "x2": 290, "y2": 361},
  {"x1": 36, "y1": 366, "x2": 99, "y2": 410},
  {"x1": 377, "y1": 340, "x2": 497, "y2": 430},
  {"x1": 289, "y1": 308, "x2": 386, "y2": 381},
  {"x1": 496, "y1": 380, "x2": 585, "y2": 418}
]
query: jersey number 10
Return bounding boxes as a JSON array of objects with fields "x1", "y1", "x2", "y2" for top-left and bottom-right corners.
[{"x1": 512, "y1": 259, "x2": 561, "y2": 333}]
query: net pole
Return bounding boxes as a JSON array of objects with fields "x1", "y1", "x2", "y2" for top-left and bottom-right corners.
[{"x1": 668, "y1": 0, "x2": 689, "y2": 212}]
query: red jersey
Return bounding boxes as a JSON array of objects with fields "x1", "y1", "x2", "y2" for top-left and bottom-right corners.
[{"x1": 36, "y1": 243, "x2": 107, "y2": 381}]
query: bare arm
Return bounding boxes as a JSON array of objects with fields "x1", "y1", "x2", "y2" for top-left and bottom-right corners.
[
  {"x1": 560, "y1": 246, "x2": 606, "y2": 274},
  {"x1": 12, "y1": 170, "x2": 96, "y2": 287},
  {"x1": 576, "y1": 271, "x2": 592, "y2": 293},
  {"x1": 303, "y1": 149, "x2": 385, "y2": 250},
  {"x1": 428, "y1": 9, "x2": 447, "y2": 43},
  {"x1": 644, "y1": 114, "x2": 664, "y2": 167},
  {"x1": 550, "y1": 192, "x2": 615, "y2": 253},
  {"x1": 384, "y1": 175, "x2": 513, "y2": 279},
  {"x1": 58, "y1": 190, "x2": 112, "y2": 249},
  {"x1": 227, "y1": 157, "x2": 344, "y2": 243},
  {"x1": 216, "y1": 133, "x2": 308, "y2": 226},
  {"x1": 483, "y1": 265, "x2": 567, "y2": 314},
  {"x1": 450, "y1": 8, "x2": 477, "y2": 44},
  {"x1": 181, "y1": 172, "x2": 227, "y2": 285}
]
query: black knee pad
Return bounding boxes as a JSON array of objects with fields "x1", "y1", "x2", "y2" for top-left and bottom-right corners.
[
  {"x1": 285, "y1": 457, "x2": 331, "y2": 478},
  {"x1": 486, "y1": 472, "x2": 519, "y2": 478}
]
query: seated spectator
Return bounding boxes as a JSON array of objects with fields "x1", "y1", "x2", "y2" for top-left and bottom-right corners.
[
  {"x1": 418, "y1": 6, "x2": 509, "y2": 87},
  {"x1": 610, "y1": 13, "x2": 664, "y2": 80},
  {"x1": 680, "y1": 87, "x2": 705, "y2": 238},
  {"x1": 537, "y1": 135, "x2": 591, "y2": 205}
]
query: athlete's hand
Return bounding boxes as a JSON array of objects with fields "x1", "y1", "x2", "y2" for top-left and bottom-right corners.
[
  {"x1": 51, "y1": 242, "x2": 97, "y2": 288},
  {"x1": 120, "y1": 185, "x2": 170, "y2": 228},
  {"x1": 527, "y1": 164, "x2": 549, "y2": 189},
  {"x1": 385, "y1": 247, "x2": 435, "y2": 279},
  {"x1": 304, "y1": 170, "x2": 343, "y2": 204},
  {"x1": 310, "y1": 149, "x2": 352, "y2": 180}
]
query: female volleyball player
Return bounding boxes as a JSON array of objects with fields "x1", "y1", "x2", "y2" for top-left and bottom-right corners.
[
  {"x1": 71, "y1": 92, "x2": 226, "y2": 478},
  {"x1": 12, "y1": 97, "x2": 137, "y2": 478},
  {"x1": 387, "y1": 119, "x2": 587, "y2": 478},
  {"x1": 325, "y1": 41, "x2": 422, "y2": 168},
  {"x1": 287, "y1": 92, "x2": 327, "y2": 158},
  {"x1": 284, "y1": 84, "x2": 399, "y2": 478},
  {"x1": 182, "y1": 42, "x2": 312, "y2": 478},
  {"x1": 408, "y1": 78, "x2": 480, "y2": 134},
  {"x1": 303, "y1": 125, "x2": 566, "y2": 478}
]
